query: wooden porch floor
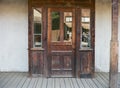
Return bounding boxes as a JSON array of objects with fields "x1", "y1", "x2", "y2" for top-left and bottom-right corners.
[{"x1": 0, "y1": 72, "x2": 120, "y2": 88}]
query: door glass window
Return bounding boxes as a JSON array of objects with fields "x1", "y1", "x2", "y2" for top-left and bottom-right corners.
[
  {"x1": 51, "y1": 12, "x2": 60, "y2": 41},
  {"x1": 33, "y1": 8, "x2": 42, "y2": 47},
  {"x1": 81, "y1": 9, "x2": 91, "y2": 48},
  {"x1": 64, "y1": 12, "x2": 72, "y2": 42}
]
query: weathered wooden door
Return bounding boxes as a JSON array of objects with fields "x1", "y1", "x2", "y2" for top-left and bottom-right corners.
[
  {"x1": 76, "y1": 8, "x2": 95, "y2": 78},
  {"x1": 48, "y1": 8, "x2": 76, "y2": 77},
  {"x1": 28, "y1": 0, "x2": 95, "y2": 78}
]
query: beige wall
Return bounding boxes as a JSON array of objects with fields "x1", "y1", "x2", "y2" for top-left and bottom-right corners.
[
  {"x1": 0, "y1": 0, "x2": 120, "y2": 72},
  {"x1": 95, "y1": 0, "x2": 111, "y2": 72},
  {"x1": 0, "y1": 0, "x2": 28, "y2": 71},
  {"x1": 95, "y1": 0, "x2": 120, "y2": 72}
]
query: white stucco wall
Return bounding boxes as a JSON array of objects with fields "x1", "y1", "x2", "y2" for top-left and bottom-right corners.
[
  {"x1": 0, "y1": 0, "x2": 119, "y2": 72},
  {"x1": 0, "y1": 0, "x2": 28, "y2": 71},
  {"x1": 95, "y1": 0, "x2": 120, "y2": 72},
  {"x1": 95, "y1": 0, "x2": 111, "y2": 72}
]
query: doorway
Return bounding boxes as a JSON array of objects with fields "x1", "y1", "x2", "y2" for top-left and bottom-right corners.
[
  {"x1": 47, "y1": 8, "x2": 93, "y2": 77},
  {"x1": 48, "y1": 8, "x2": 75, "y2": 77},
  {"x1": 29, "y1": 7, "x2": 94, "y2": 78}
]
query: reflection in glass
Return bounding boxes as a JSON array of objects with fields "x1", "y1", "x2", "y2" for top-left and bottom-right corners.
[
  {"x1": 81, "y1": 9, "x2": 91, "y2": 48},
  {"x1": 82, "y1": 17, "x2": 90, "y2": 23},
  {"x1": 51, "y1": 12, "x2": 60, "y2": 41},
  {"x1": 64, "y1": 12, "x2": 72, "y2": 42},
  {"x1": 34, "y1": 35, "x2": 42, "y2": 47},
  {"x1": 33, "y1": 8, "x2": 42, "y2": 47}
]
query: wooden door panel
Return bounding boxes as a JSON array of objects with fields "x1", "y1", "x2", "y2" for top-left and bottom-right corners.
[
  {"x1": 51, "y1": 52, "x2": 73, "y2": 76},
  {"x1": 51, "y1": 45, "x2": 72, "y2": 51},
  {"x1": 80, "y1": 52, "x2": 92, "y2": 73},
  {"x1": 64, "y1": 56, "x2": 72, "y2": 70},
  {"x1": 31, "y1": 51, "x2": 44, "y2": 74},
  {"x1": 77, "y1": 51, "x2": 94, "y2": 78},
  {"x1": 48, "y1": 8, "x2": 75, "y2": 77},
  {"x1": 52, "y1": 56, "x2": 61, "y2": 69}
]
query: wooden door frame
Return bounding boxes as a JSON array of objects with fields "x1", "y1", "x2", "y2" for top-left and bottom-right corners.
[
  {"x1": 47, "y1": 8, "x2": 76, "y2": 77},
  {"x1": 28, "y1": 0, "x2": 95, "y2": 78}
]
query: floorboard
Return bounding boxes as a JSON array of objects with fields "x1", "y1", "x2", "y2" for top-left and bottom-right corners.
[
  {"x1": 0, "y1": 72, "x2": 120, "y2": 88},
  {"x1": 0, "y1": 73, "x2": 15, "y2": 88},
  {"x1": 36, "y1": 77, "x2": 43, "y2": 88}
]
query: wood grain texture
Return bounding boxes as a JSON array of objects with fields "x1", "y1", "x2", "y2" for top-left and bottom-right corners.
[
  {"x1": 109, "y1": 0, "x2": 119, "y2": 88},
  {"x1": 31, "y1": 51, "x2": 44, "y2": 75},
  {"x1": 28, "y1": 0, "x2": 95, "y2": 78},
  {"x1": 1, "y1": 72, "x2": 119, "y2": 88}
]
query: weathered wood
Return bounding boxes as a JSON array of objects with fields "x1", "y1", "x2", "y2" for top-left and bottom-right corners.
[
  {"x1": 28, "y1": 7, "x2": 47, "y2": 76},
  {"x1": 36, "y1": 78, "x2": 43, "y2": 88},
  {"x1": 31, "y1": 51, "x2": 44, "y2": 74},
  {"x1": 79, "y1": 51, "x2": 93, "y2": 78},
  {"x1": 48, "y1": 8, "x2": 75, "y2": 77},
  {"x1": 0, "y1": 72, "x2": 120, "y2": 88},
  {"x1": 75, "y1": 6, "x2": 95, "y2": 78},
  {"x1": 0, "y1": 73, "x2": 14, "y2": 88},
  {"x1": 28, "y1": 0, "x2": 95, "y2": 77},
  {"x1": 31, "y1": 0, "x2": 92, "y2": 8},
  {"x1": 2, "y1": 73, "x2": 20, "y2": 88},
  {"x1": 109, "y1": 0, "x2": 119, "y2": 88},
  {"x1": 16, "y1": 73, "x2": 28, "y2": 88},
  {"x1": 42, "y1": 7, "x2": 48, "y2": 77},
  {"x1": 28, "y1": 0, "x2": 33, "y2": 76}
]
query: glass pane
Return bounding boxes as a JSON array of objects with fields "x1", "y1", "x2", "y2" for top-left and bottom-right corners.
[
  {"x1": 51, "y1": 12, "x2": 60, "y2": 41},
  {"x1": 34, "y1": 23, "x2": 41, "y2": 34},
  {"x1": 81, "y1": 9, "x2": 91, "y2": 48},
  {"x1": 33, "y1": 8, "x2": 42, "y2": 47},
  {"x1": 34, "y1": 35, "x2": 42, "y2": 47},
  {"x1": 64, "y1": 12, "x2": 72, "y2": 42},
  {"x1": 34, "y1": 9, "x2": 42, "y2": 34}
]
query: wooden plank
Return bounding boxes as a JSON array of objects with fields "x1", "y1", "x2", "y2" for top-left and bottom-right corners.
[
  {"x1": 109, "y1": 0, "x2": 119, "y2": 88},
  {"x1": 81, "y1": 79, "x2": 90, "y2": 88},
  {"x1": 0, "y1": 73, "x2": 9, "y2": 82},
  {"x1": 91, "y1": 74, "x2": 104, "y2": 88},
  {"x1": 55, "y1": 78, "x2": 60, "y2": 88},
  {"x1": 96, "y1": 74, "x2": 108, "y2": 88},
  {"x1": 71, "y1": 78, "x2": 79, "y2": 88},
  {"x1": 91, "y1": 79, "x2": 102, "y2": 88},
  {"x1": 76, "y1": 78, "x2": 85, "y2": 88},
  {"x1": 0, "y1": 72, "x2": 119, "y2": 88},
  {"x1": 2, "y1": 73, "x2": 20, "y2": 88},
  {"x1": 27, "y1": 77, "x2": 38, "y2": 88},
  {"x1": 36, "y1": 77, "x2": 43, "y2": 88},
  {"x1": 0, "y1": 73, "x2": 15, "y2": 88},
  {"x1": 0, "y1": 72, "x2": 5, "y2": 79},
  {"x1": 5, "y1": 73, "x2": 25, "y2": 88},
  {"x1": 32, "y1": 78, "x2": 39, "y2": 88},
  {"x1": 16, "y1": 73, "x2": 28, "y2": 88},
  {"x1": 98, "y1": 73, "x2": 108, "y2": 83},
  {"x1": 100, "y1": 73, "x2": 109, "y2": 80},
  {"x1": 64, "y1": 78, "x2": 72, "y2": 88},
  {"x1": 21, "y1": 77, "x2": 32, "y2": 88},
  {"x1": 41, "y1": 78, "x2": 48, "y2": 88},
  {"x1": 0, "y1": 73, "x2": 9, "y2": 87},
  {"x1": 47, "y1": 78, "x2": 53, "y2": 88},
  {"x1": 59, "y1": 78, "x2": 66, "y2": 88},
  {"x1": 85, "y1": 79, "x2": 94, "y2": 88},
  {"x1": 86, "y1": 79, "x2": 98, "y2": 88}
]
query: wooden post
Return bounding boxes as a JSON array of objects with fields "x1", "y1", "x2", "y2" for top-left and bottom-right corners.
[{"x1": 109, "y1": 0, "x2": 119, "y2": 88}]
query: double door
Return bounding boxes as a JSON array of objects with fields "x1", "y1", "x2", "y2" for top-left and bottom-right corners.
[{"x1": 30, "y1": 7, "x2": 94, "y2": 78}]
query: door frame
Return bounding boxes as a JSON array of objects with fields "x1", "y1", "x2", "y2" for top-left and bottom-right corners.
[
  {"x1": 47, "y1": 8, "x2": 76, "y2": 77},
  {"x1": 28, "y1": 0, "x2": 95, "y2": 78}
]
